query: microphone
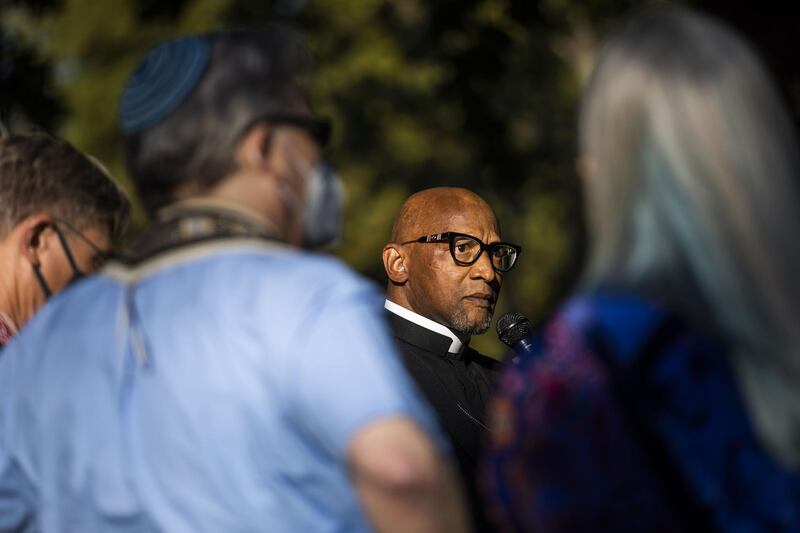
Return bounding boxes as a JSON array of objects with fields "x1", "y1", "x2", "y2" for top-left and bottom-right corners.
[{"x1": 496, "y1": 311, "x2": 535, "y2": 358}]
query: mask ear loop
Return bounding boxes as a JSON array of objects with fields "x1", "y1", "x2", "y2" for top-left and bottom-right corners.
[
  {"x1": 31, "y1": 262, "x2": 52, "y2": 299},
  {"x1": 31, "y1": 223, "x2": 85, "y2": 301},
  {"x1": 28, "y1": 223, "x2": 57, "y2": 299},
  {"x1": 53, "y1": 223, "x2": 85, "y2": 277},
  {"x1": 269, "y1": 130, "x2": 310, "y2": 241}
]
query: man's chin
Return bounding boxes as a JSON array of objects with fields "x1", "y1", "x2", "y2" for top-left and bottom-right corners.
[
  {"x1": 451, "y1": 310, "x2": 494, "y2": 336},
  {"x1": 472, "y1": 316, "x2": 492, "y2": 335},
  {"x1": 473, "y1": 323, "x2": 491, "y2": 335}
]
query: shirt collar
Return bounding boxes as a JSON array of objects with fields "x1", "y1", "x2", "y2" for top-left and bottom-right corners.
[
  {"x1": 157, "y1": 198, "x2": 280, "y2": 237},
  {"x1": 384, "y1": 299, "x2": 466, "y2": 355}
]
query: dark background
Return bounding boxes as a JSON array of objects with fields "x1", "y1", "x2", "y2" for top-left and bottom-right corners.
[{"x1": 2, "y1": 0, "x2": 796, "y2": 356}]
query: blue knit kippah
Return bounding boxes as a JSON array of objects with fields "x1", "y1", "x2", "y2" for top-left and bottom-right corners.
[{"x1": 119, "y1": 35, "x2": 211, "y2": 134}]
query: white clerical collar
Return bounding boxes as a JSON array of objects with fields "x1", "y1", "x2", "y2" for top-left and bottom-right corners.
[{"x1": 384, "y1": 299, "x2": 465, "y2": 355}]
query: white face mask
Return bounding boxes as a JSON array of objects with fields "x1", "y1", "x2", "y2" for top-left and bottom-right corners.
[
  {"x1": 278, "y1": 161, "x2": 344, "y2": 250},
  {"x1": 301, "y1": 162, "x2": 344, "y2": 249}
]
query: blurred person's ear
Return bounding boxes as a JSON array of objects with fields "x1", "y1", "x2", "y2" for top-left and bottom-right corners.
[
  {"x1": 19, "y1": 215, "x2": 54, "y2": 266},
  {"x1": 383, "y1": 244, "x2": 409, "y2": 284},
  {"x1": 235, "y1": 124, "x2": 275, "y2": 174}
]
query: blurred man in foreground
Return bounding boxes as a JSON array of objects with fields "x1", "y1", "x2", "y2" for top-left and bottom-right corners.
[
  {"x1": 382, "y1": 187, "x2": 520, "y2": 531},
  {"x1": 0, "y1": 134, "x2": 129, "y2": 349},
  {"x1": 0, "y1": 29, "x2": 468, "y2": 532}
]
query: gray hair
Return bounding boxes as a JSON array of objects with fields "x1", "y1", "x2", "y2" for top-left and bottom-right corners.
[
  {"x1": 580, "y1": 6, "x2": 800, "y2": 466},
  {"x1": 122, "y1": 26, "x2": 312, "y2": 214},
  {"x1": 0, "y1": 134, "x2": 130, "y2": 240}
]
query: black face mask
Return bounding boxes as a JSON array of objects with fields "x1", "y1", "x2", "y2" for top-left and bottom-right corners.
[{"x1": 31, "y1": 224, "x2": 88, "y2": 300}]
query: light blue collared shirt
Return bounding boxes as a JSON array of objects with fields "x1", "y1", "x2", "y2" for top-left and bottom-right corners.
[{"x1": 0, "y1": 239, "x2": 440, "y2": 532}]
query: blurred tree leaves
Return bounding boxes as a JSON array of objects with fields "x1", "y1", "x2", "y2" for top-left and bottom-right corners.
[
  {"x1": 1, "y1": 0, "x2": 646, "y2": 357},
  {"x1": 283, "y1": 0, "x2": 612, "y2": 356},
  {"x1": 0, "y1": 0, "x2": 62, "y2": 132},
  {"x1": 2, "y1": 0, "x2": 233, "y2": 228}
]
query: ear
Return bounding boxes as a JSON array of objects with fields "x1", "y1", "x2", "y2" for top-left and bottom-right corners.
[
  {"x1": 18, "y1": 215, "x2": 53, "y2": 265},
  {"x1": 235, "y1": 123, "x2": 275, "y2": 172},
  {"x1": 382, "y1": 243, "x2": 409, "y2": 284}
]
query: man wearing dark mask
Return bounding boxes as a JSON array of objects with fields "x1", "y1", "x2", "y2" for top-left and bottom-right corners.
[
  {"x1": 0, "y1": 134, "x2": 129, "y2": 349},
  {"x1": 0, "y1": 29, "x2": 469, "y2": 533}
]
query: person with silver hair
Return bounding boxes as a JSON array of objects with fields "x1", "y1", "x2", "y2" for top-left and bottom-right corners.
[{"x1": 485, "y1": 6, "x2": 800, "y2": 532}]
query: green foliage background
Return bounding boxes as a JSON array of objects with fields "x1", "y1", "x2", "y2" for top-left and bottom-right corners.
[{"x1": 2, "y1": 0, "x2": 657, "y2": 357}]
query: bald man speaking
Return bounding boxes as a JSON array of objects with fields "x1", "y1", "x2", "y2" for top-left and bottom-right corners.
[{"x1": 382, "y1": 187, "x2": 521, "y2": 531}]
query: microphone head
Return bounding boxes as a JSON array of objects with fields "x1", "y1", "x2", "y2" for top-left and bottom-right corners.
[{"x1": 496, "y1": 311, "x2": 532, "y2": 348}]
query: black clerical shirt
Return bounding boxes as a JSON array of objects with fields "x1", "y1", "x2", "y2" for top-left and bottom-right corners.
[{"x1": 385, "y1": 300, "x2": 500, "y2": 532}]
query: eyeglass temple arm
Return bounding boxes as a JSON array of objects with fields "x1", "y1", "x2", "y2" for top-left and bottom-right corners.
[{"x1": 53, "y1": 226, "x2": 83, "y2": 273}]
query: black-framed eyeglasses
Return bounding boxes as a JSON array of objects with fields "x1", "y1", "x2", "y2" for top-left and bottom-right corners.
[
  {"x1": 52, "y1": 218, "x2": 110, "y2": 272},
  {"x1": 402, "y1": 232, "x2": 521, "y2": 272}
]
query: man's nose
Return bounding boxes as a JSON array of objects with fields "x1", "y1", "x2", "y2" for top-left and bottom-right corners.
[{"x1": 468, "y1": 250, "x2": 496, "y2": 282}]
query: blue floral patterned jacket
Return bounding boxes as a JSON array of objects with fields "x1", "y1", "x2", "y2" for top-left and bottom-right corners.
[{"x1": 485, "y1": 290, "x2": 800, "y2": 532}]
